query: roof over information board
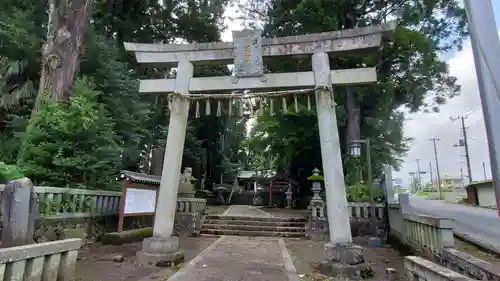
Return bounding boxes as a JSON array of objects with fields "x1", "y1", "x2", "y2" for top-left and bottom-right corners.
[{"x1": 120, "y1": 170, "x2": 160, "y2": 186}]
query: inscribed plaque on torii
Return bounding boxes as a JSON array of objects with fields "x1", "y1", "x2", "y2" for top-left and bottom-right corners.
[{"x1": 233, "y1": 29, "x2": 263, "y2": 78}]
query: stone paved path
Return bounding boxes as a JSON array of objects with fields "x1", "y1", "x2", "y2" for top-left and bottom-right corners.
[
  {"x1": 221, "y1": 205, "x2": 275, "y2": 217},
  {"x1": 166, "y1": 206, "x2": 298, "y2": 281},
  {"x1": 166, "y1": 236, "x2": 298, "y2": 281}
]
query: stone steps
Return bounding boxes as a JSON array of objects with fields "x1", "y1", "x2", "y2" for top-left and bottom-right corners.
[
  {"x1": 202, "y1": 223, "x2": 305, "y2": 232},
  {"x1": 205, "y1": 215, "x2": 307, "y2": 222},
  {"x1": 201, "y1": 215, "x2": 307, "y2": 238},
  {"x1": 203, "y1": 219, "x2": 305, "y2": 227},
  {"x1": 200, "y1": 228, "x2": 306, "y2": 237}
]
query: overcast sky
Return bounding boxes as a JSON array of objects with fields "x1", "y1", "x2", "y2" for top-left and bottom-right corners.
[
  {"x1": 220, "y1": 3, "x2": 500, "y2": 186},
  {"x1": 396, "y1": 3, "x2": 500, "y2": 186}
]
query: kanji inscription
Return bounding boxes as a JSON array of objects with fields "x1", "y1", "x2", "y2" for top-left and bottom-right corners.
[{"x1": 233, "y1": 29, "x2": 263, "y2": 77}]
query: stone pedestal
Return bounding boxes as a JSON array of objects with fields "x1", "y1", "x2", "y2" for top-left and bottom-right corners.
[
  {"x1": 136, "y1": 236, "x2": 184, "y2": 266},
  {"x1": 307, "y1": 217, "x2": 329, "y2": 241},
  {"x1": 215, "y1": 186, "x2": 226, "y2": 205},
  {"x1": 319, "y1": 243, "x2": 369, "y2": 279},
  {"x1": 178, "y1": 182, "x2": 195, "y2": 198},
  {"x1": 174, "y1": 212, "x2": 202, "y2": 236}
]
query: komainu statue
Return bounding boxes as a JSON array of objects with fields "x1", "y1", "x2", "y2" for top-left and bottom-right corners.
[
  {"x1": 178, "y1": 167, "x2": 195, "y2": 198},
  {"x1": 180, "y1": 167, "x2": 192, "y2": 184}
]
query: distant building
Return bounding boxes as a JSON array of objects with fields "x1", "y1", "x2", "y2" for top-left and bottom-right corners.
[
  {"x1": 465, "y1": 180, "x2": 496, "y2": 208},
  {"x1": 439, "y1": 175, "x2": 463, "y2": 190},
  {"x1": 393, "y1": 177, "x2": 404, "y2": 189}
]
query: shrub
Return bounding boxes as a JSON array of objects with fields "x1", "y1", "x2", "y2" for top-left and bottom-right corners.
[
  {"x1": 346, "y1": 183, "x2": 385, "y2": 203},
  {"x1": 0, "y1": 162, "x2": 24, "y2": 183},
  {"x1": 17, "y1": 78, "x2": 121, "y2": 189}
]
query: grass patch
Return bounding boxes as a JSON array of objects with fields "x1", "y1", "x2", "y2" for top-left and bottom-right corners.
[{"x1": 455, "y1": 239, "x2": 500, "y2": 263}]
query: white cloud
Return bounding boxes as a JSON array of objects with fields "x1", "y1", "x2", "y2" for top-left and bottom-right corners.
[{"x1": 395, "y1": 39, "x2": 492, "y2": 185}]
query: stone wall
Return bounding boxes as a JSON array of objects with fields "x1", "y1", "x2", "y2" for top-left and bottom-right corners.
[
  {"x1": 0, "y1": 238, "x2": 83, "y2": 281},
  {"x1": 7, "y1": 215, "x2": 153, "y2": 242},
  {"x1": 307, "y1": 202, "x2": 386, "y2": 241},
  {"x1": 442, "y1": 248, "x2": 500, "y2": 280},
  {"x1": 307, "y1": 217, "x2": 385, "y2": 241},
  {"x1": 405, "y1": 256, "x2": 474, "y2": 281}
]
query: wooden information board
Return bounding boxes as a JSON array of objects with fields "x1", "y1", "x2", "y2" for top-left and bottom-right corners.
[
  {"x1": 118, "y1": 172, "x2": 160, "y2": 232},
  {"x1": 123, "y1": 188, "x2": 157, "y2": 214}
]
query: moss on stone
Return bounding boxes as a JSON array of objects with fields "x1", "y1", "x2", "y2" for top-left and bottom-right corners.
[
  {"x1": 306, "y1": 175, "x2": 324, "y2": 181},
  {"x1": 101, "y1": 227, "x2": 153, "y2": 245}
]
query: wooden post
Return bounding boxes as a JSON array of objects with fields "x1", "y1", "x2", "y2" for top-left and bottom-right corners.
[{"x1": 2, "y1": 178, "x2": 38, "y2": 247}]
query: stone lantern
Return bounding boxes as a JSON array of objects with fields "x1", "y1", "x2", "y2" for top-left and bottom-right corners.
[
  {"x1": 306, "y1": 168, "x2": 328, "y2": 241},
  {"x1": 253, "y1": 185, "x2": 264, "y2": 206},
  {"x1": 307, "y1": 168, "x2": 325, "y2": 218}
]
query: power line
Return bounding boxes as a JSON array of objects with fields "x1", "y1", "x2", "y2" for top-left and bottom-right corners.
[
  {"x1": 468, "y1": 136, "x2": 487, "y2": 144},
  {"x1": 429, "y1": 138, "x2": 442, "y2": 199}
]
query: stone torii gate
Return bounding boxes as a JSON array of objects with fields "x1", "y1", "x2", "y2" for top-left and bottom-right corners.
[{"x1": 125, "y1": 23, "x2": 395, "y2": 273}]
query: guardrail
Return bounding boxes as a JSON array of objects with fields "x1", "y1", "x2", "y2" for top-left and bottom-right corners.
[
  {"x1": 347, "y1": 202, "x2": 385, "y2": 219},
  {"x1": 0, "y1": 185, "x2": 209, "y2": 220},
  {"x1": 442, "y1": 248, "x2": 500, "y2": 280},
  {"x1": 0, "y1": 238, "x2": 83, "y2": 281},
  {"x1": 403, "y1": 213, "x2": 455, "y2": 258},
  {"x1": 0, "y1": 185, "x2": 122, "y2": 219},
  {"x1": 405, "y1": 256, "x2": 474, "y2": 281},
  {"x1": 177, "y1": 197, "x2": 207, "y2": 213}
]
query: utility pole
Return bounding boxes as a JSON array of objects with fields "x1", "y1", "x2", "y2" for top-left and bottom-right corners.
[
  {"x1": 483, "y1": 162, "x2": 488, "y2": 180},
  {"x1": 409, "y1": 172, "x2": 416, "y2": 193},
  {"x1": 451, "y1": 115, "x2": 473, "y2": 184},
  {"x1": 463, "y1": 0, "x2": 500, "y2": 214},
  {"x1": 429, "y1": 138, "x2": 442, "y2": 200},
  {"x1": 416, "y1": 159, "x2": 422, "y2": 192},
  {"x1": 429, "y1": 161, "x2": 434, "y2": 190},
  {"x1": 460, "y1": 168, "x2": 464, "y2": 188}
]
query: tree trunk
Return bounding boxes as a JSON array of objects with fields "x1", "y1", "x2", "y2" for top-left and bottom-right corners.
[
  {"x1": 346, "y1": 87, "x2": 361, "y2": 144},
  {"x1": 34, "y1": 0, "x2": 93, "y2": 111},
  {"x1": 150, "y1": 148, "x2": 165, "y2": 176}
]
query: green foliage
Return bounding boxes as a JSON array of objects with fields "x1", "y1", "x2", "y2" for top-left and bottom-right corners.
[
  {"x1": 0, "y1": 162, "x2": 24, "y2": 183},
  {"x1": 38, "y1": 193, "x2": 95, "y2": 215},
  {"x1": 345, "y1": 184, "x2": 385, "y2": 203},
  {"x1": 0, "y1": 0, "x2": 242, "y2": 192},
  {"x1": 80, "y1": 30, "x2": 151, "y2": 171},
  {"x1": 18, "y1": 78, "x2": 122, "y2": 189},
  {"x1": 245, "y1": 0, "x2": 467, "y2": 183}
]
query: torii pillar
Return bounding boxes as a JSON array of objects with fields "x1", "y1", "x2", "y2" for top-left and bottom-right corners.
[
  {"x1": 136, "y1": 61, "x2": 192, "y2": 265},
  {"x1": 313, "y1": 52, "x2": 368, "y2": 276}
]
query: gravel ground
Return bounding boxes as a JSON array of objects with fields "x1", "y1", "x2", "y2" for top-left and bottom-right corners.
[
  {"x1": 74, "y1": 236, "x2": 218, "y2": 281},
  {"x1": 285, "y1": 237, "x2": 409, "y2": 281}
]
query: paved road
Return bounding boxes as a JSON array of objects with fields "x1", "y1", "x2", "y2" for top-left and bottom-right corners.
[{"x1": 409, "y1": 196, "x2": 500, "y2": 245}]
